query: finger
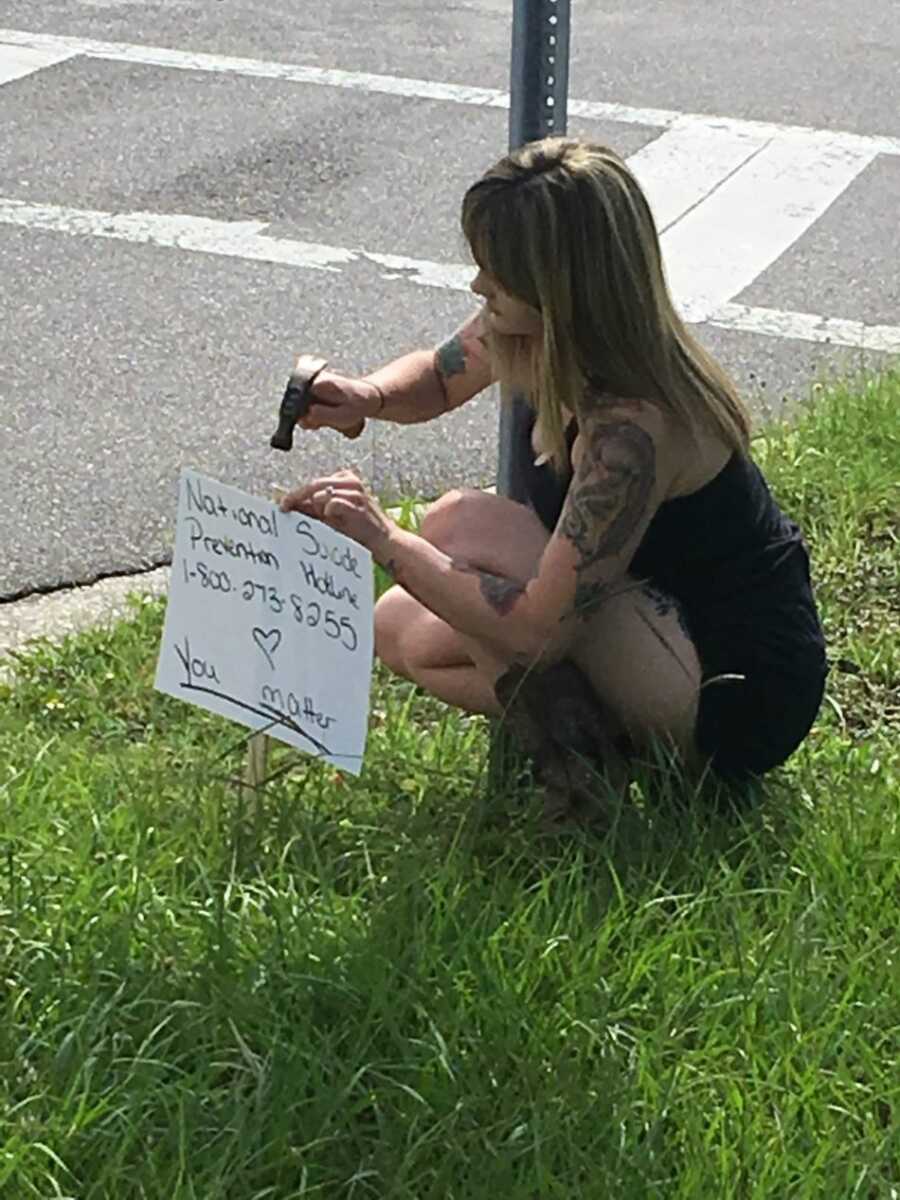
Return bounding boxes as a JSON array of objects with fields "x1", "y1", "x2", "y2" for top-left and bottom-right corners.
[
  {"x1": 304, "y1": 404, "x2": 335, "y2": 427},
  {"x1": 289, "y1": 487, "x2": 331, "y2": 521},
  {"x1": 310, "y1": 487, "x2": 333, "y2": 511},
  {"x1": 307, "y1": 405, "x2": 355, "y2": 429},
  {"x1": 321, "y1": 495, "x2": 355, "y2": 530},
  {"x1": 313, "y1": 482, "x2": 365, "y2": 509},
  {"x1": 341, "y1": 420, "x2": 365, "y2": 441},
  {"x1": 324, "y1": 473, "x2": 366, "y2": 493},
  {"x1": 315, "y1": 487, "x2": 366, "y2": 523},
  {"x1": 305, "y1": 404, "x2": 361, "y2": 432},
  {"x1": 279, "y1": 481, "x2": 324, "y2": 511},
  {"x1": 307, "y1": 375, "x2": 345, "y2": 405},
  {"x1": 279, "y1": 474, "x2": 364, "y2": 513}
]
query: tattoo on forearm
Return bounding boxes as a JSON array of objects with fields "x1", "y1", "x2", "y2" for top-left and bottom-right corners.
[
  {"x1": 561, "y1": 420, "x2": 655, "y2": 569},
  {"x1": 479, "y1": 574, "x2": 526, "y2": 616},
  {"x1": 451, "y1": 558, "x2": 526, "y2": 617}
]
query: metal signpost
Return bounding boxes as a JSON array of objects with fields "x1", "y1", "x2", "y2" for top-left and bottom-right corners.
[
  {"x1": 498, "y1": 0, "x2": 571, "y2": 503},
  {"x1": 489, "y1": 0, "x2": 571, "y2": 786}
]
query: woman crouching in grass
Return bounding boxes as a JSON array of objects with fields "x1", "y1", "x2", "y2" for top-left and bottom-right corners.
[{"x1": 279, "y1": 137, "x2": 828, "y2": 823}]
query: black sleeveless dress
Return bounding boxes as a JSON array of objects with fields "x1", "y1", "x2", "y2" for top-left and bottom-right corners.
[{"x1": 518, "y1": 415, "x2": 828, "y2": 780}]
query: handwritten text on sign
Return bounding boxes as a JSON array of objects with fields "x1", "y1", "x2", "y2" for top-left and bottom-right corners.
[{"x1": 154, "y1": 470, "x2": 374, "y2": 774}]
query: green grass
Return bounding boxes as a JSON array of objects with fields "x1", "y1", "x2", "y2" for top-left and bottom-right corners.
[{"x1": 1, "y1": 372, "x2": 898, "y2": 1199}]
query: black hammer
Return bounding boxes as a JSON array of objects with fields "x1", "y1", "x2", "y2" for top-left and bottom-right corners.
[{"x1": 270, "y1": 355, "x2": 364, "y2": 451}]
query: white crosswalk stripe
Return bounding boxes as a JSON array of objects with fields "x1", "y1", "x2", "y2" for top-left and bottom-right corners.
[
  {"x1": 626, "y1": 119, "x2": 769, "y2": 233},
  {"x1": 1, "y1": 27, "x2": 898, "y2": 352},
  {"x1": 656, "y1": 132, "x2": 877, "y2": 323},
  {"x1": 3, "y1": 27, "x2": 900, "y2": 157},
  {"x1": 0, "y1": 41, "x2": 75, "y2": 85}
]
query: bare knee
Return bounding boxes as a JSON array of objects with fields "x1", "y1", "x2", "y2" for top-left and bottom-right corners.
[
  {"x1": 419, "y1": 488, "x2": 481, "y2": 554},
  {"x1": 374, "y1": 587, "x2": 415, "y2": 675},
  {"x1": 374, "y1": 585, "x2": 470, "y2": 681},
  {"x1": 419, "y1": 489, "x2": 548, "y2": 582}
]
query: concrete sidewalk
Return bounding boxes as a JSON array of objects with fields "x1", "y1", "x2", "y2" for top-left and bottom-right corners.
[{"x1": 0, "y1": 566, "x2": 170, "y2": 683}]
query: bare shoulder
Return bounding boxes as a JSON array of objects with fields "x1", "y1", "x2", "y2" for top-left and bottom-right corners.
[{"x1": 433, "y1": 307, "x2": 494, "y2": 410}]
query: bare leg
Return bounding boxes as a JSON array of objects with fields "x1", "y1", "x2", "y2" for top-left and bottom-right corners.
[
  {"x1": 375, "y1": 488, "x2": 550, "y2": 714},
  {"x1": 375, "y1": 591, "x2": 501, "y2": 714},
  {"x1": 375, "y1": 489, "x2": 702, "y2": 820}
]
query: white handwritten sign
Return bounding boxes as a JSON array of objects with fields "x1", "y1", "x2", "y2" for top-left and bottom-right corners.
[{"x1": 154, "y1": 470, "x2": 374, "y2": 775}]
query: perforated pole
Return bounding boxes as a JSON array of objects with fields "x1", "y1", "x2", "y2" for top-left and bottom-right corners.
[
  {"x1": 497, "y1": 0, "x2": 571, "y2": 502},
  {"x1": 490, "y1": 0, "x2": 571, "y2": 790}
]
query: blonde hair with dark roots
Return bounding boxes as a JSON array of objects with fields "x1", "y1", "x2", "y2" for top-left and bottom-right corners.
[{"x1": 461, "y1": 137, "x2": 751, "y2": 471}]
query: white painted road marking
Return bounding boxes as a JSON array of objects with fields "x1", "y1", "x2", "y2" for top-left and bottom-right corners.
[
  {"x1": 627, "y1": 119, "x2": 768, "y2": 232},
  {"x1": 0, "y1": 42, "x2": 75, "y2": 86},
  {"x1": 2, "y1": 196, "x2": 899, "y2": 354},
  {"x1": 0, "y1": 199, "x2": 476, "y2": 291},
  {"x1": 1, "y1": 27, "x2": 898, "y2": 356},
  {"x1": 709, "y1": 304, "x2": 900, "y2": 355},
  {"x1": 661, "y1": 134, "x2": 877, "y2": 323},
  {"x1": 1, "y1": 26, "x2": 900, "y2": 157}
]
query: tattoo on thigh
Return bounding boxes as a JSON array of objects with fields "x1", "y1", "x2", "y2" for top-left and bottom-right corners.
[
  {"x1": 571, "y1": 578, "x2": 639, "y2": 621},
  {"x1": 640, "y1": 583, "x2": 693, "y2": 643}
]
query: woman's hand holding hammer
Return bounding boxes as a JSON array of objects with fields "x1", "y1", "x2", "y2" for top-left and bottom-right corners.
[
  {"x1": 298, "y1": 371, "x2": 385, "y2": 436},
  {"x1": 270, "y1": 355, "x2": 386, "y2": 451}
]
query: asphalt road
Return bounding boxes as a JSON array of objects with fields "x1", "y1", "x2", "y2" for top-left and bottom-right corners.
[{"x1": 1, "y1": 0, "x2": 898, "y2": 600}]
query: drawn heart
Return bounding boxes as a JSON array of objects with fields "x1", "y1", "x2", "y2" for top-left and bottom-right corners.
[{"x1": 252, "y1": 627, "x2": 282, "y2": 670}]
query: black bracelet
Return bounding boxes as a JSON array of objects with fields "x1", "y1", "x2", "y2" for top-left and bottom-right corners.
[{"x1": 372, "y1": 383, "x2": 386, "y2": 416}]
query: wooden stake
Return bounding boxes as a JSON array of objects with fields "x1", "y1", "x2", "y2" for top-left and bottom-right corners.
[
  {"x1": 241, "y1": 485, "x2": 287, "y2": 804},
  {"x1": 242, "y1": 729, "x2": 269, "y2": 803}
]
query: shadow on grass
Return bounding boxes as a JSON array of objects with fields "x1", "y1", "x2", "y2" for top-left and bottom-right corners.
[{"x1": 425, "y1": 716, "x2": 803, "y2": 918}]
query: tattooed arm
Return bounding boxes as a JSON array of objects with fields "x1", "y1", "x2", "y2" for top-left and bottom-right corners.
[
  {"x1": 363, "y1": 308, "x2": 493, "y2": 424},
  {"x1": 374, "y1": 400, "x2": 668, "y2": 662}
]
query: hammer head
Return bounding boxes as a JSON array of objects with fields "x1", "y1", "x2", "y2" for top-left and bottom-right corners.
[{"x1": 270, "y1": 355, "x2": 328, "y2": 451}]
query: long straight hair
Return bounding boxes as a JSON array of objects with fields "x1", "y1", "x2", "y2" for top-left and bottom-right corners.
[{"x1": 461, "y1": 138, "x2": 751, "y2": 471}]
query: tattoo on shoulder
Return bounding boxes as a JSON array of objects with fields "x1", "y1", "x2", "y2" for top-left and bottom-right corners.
[
  {"x1": 435, "y1": 335, "x2": 467, "y2": 381},
  {"x1": 561, "y1": 418, "x2": 655, "y2": 570}
]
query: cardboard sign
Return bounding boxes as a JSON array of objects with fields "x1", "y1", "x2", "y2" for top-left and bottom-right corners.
[{"x1": 155, "y1": 470, "x2": 373, "y2": 774}]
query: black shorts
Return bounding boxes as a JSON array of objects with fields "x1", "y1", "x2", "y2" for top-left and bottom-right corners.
[{"x1": 695, "y1": 658, "x2": 828, "y2": 780}]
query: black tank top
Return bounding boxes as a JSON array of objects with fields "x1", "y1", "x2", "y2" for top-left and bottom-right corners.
[{"x1": 519, "y1": 414, "x2": 827, "y2": 678}]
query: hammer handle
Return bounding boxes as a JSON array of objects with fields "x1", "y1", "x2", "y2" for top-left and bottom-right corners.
[{"x1": 271, "y1": 356, "x2": 366, "y2": 450}]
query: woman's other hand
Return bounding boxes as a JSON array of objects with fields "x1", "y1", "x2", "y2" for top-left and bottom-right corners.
[
  {"x1": 298, "y1": 372, "x2": 383, "y2": 434},
  {"x1": 279, "y1": 469, "x2": 394, "y2": 559}
]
